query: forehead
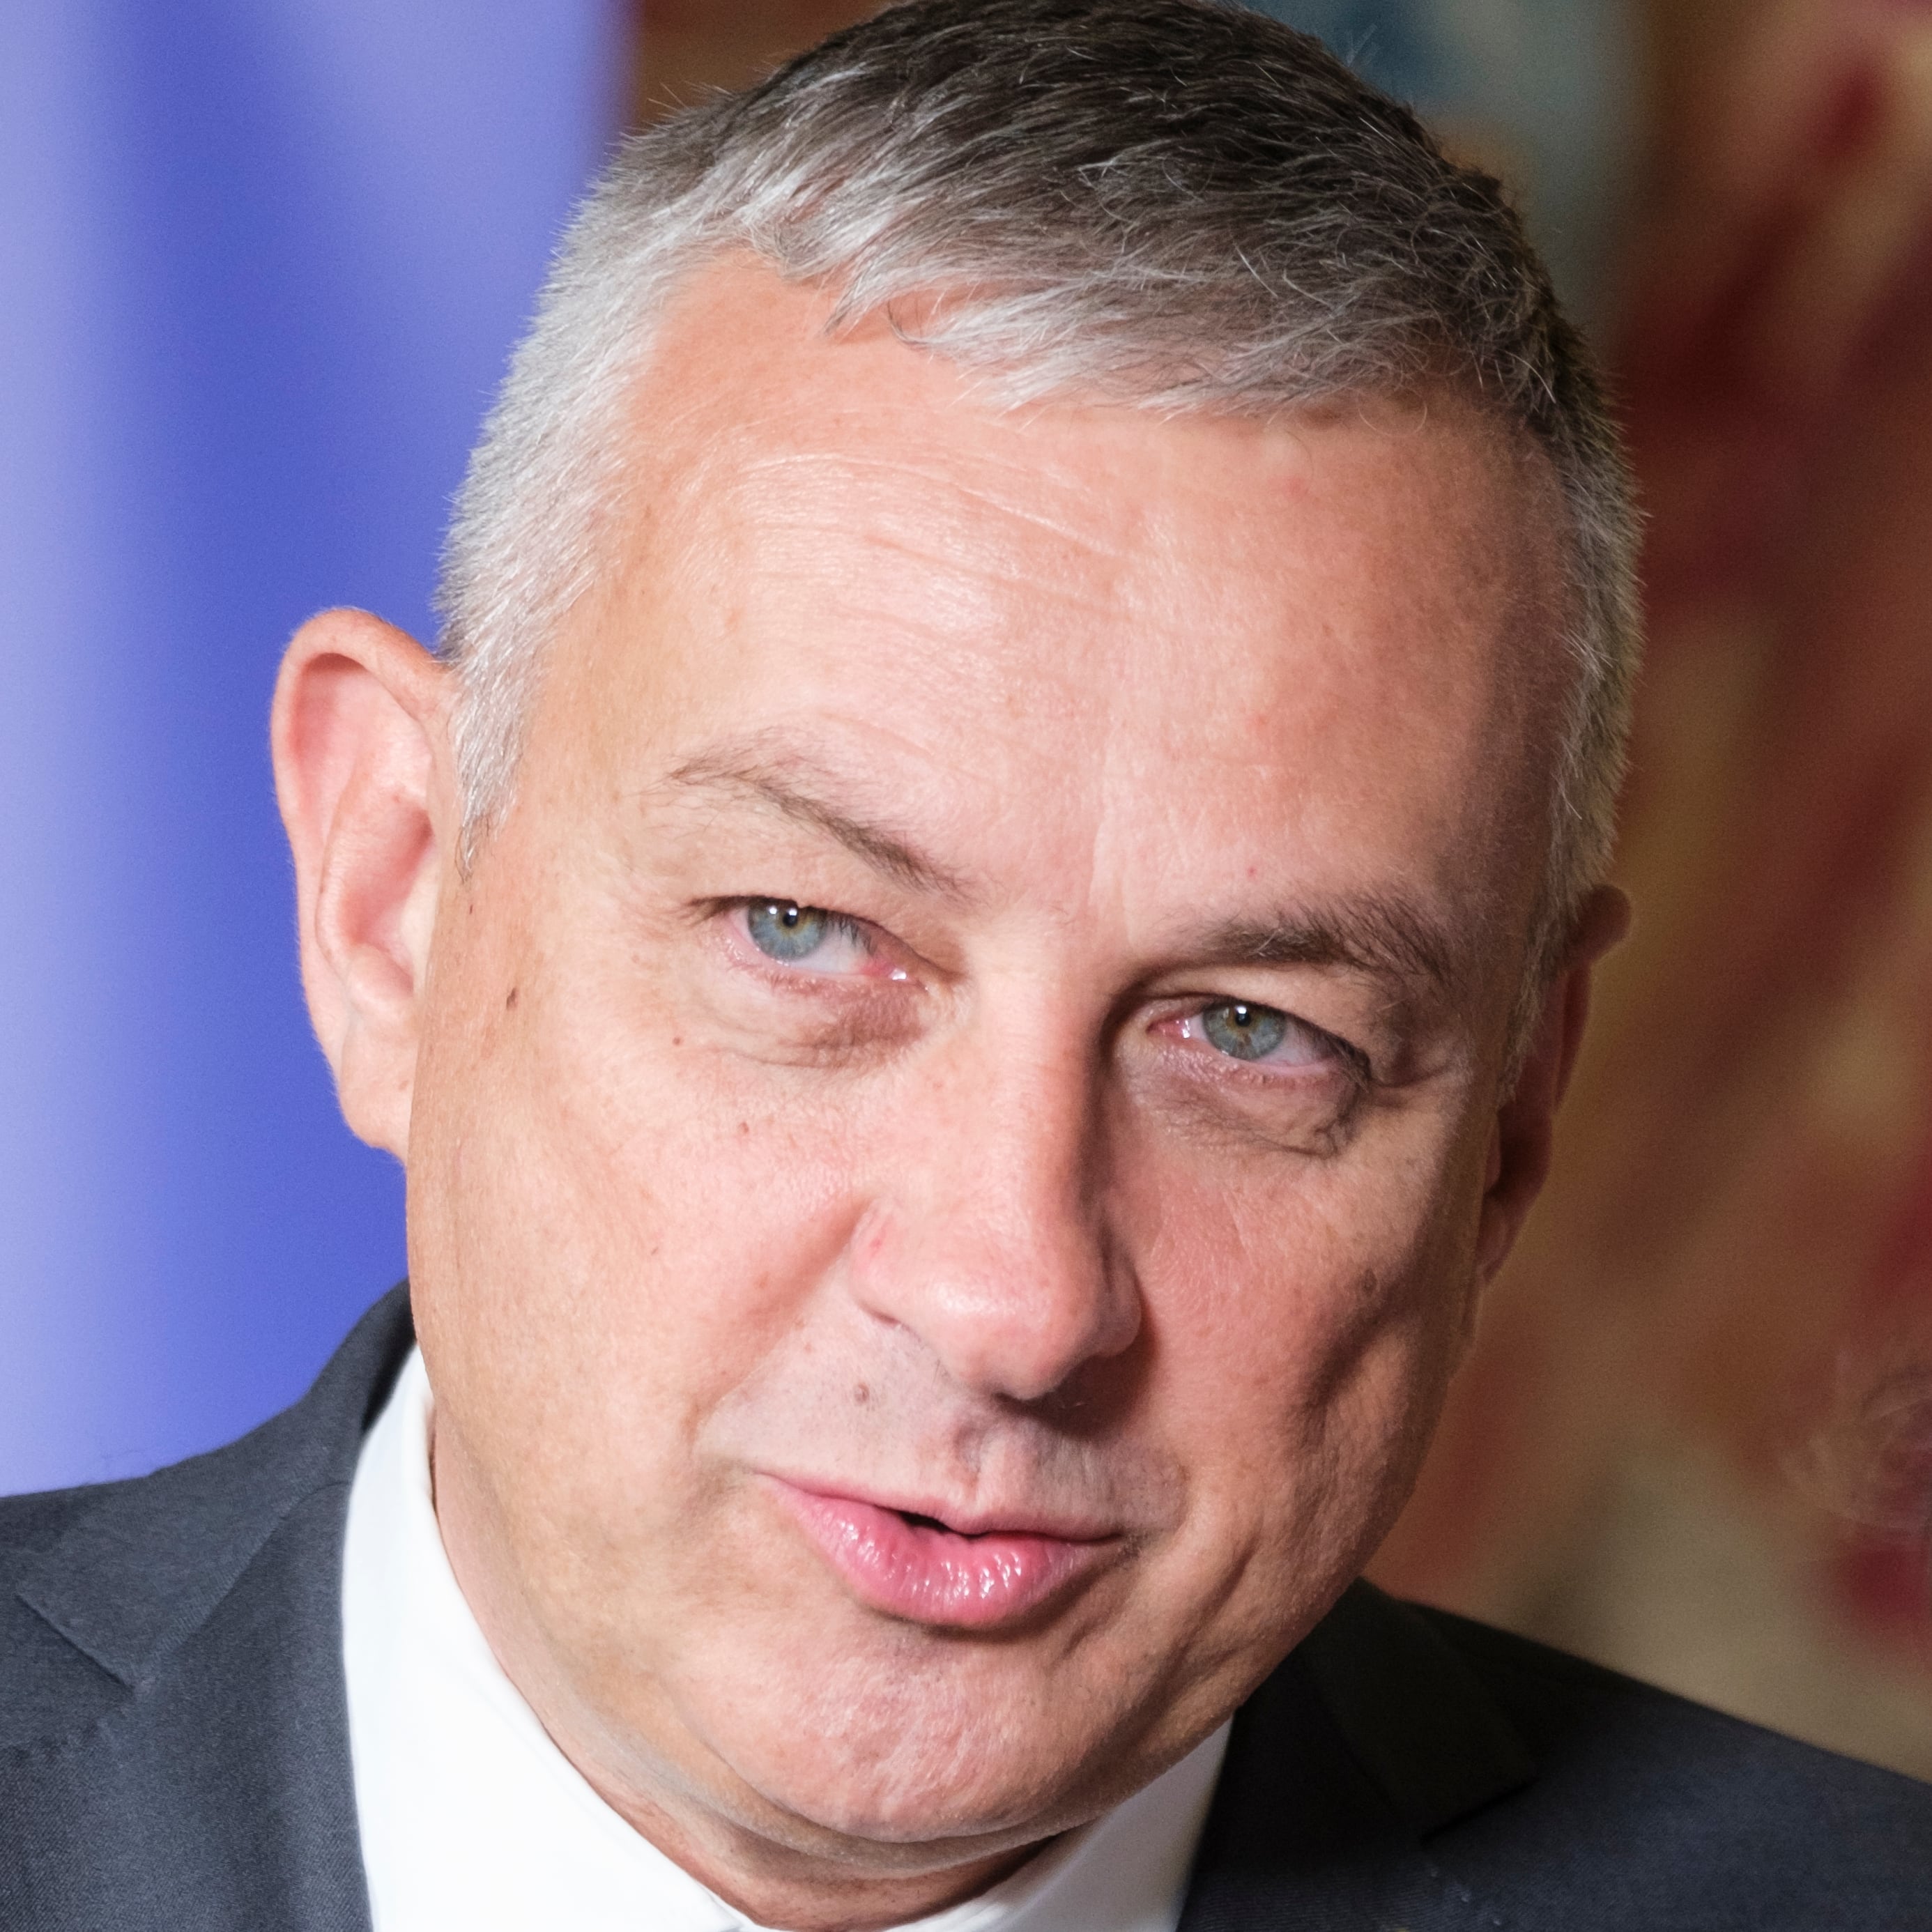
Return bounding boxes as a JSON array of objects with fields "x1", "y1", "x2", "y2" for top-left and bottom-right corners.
[{"x1": 545, "y1": 256, "x2": 1570, "y2": 961}]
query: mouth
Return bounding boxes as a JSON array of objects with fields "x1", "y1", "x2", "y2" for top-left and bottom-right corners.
[{"x1": 762, "y1": 1478, "x2": 1121, "y2": 1630}]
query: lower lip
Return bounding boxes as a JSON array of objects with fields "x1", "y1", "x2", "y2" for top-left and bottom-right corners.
[{"x1": 767, "y1": 1482, "x2": 1110, "y2": 1630}]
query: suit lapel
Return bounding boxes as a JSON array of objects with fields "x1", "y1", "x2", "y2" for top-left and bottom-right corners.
[
  {"x1": 1178, "y1": 1584, "x2": 1535, "y2": 1932},
  {"x1": 4, "y1": 1289, "x2": 413, "y2": 1932}
]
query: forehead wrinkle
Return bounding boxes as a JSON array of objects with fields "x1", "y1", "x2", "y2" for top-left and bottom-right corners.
[
  {"x1": 746, "y1": 525, "x2": 1130, "y2": 645},
  {"x1": 715, "y1": 443, "x2": 1139, "y2": 569},
  {"x1": 711, "y1": 498, "x2": 1145, "y2": 668}
]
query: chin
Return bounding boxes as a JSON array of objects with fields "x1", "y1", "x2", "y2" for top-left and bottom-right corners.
[{"x1": 680, "y1": 1627, "x2": 1118, "y2": 1850}]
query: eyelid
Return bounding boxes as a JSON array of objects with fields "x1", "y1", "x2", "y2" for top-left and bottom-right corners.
[
  {"x1": 1170, "y1": 998, "x2": 1374, "y2": 1086},
  {"x1": 716, "y1": 896, "x2": 911, "y2": 981}
]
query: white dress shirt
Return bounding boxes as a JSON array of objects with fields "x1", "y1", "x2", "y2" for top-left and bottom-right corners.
[{"x1": 342, "y1": 1347, "x2": 1229, "y2": 1932}]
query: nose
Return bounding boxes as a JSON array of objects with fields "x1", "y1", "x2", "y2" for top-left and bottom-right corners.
[{"x1": 846, "y1": 1022, "x2": 1141, "y2": 1405}]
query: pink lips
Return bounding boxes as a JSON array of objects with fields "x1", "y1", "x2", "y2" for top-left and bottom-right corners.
[{"x1": 767, "y1": 1481, "x2": 1113, "y2": 1629}]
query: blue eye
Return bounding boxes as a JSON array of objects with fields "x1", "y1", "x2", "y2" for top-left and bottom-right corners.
[
  {"x1": 1199, "y1": 1000, "x2": 1291, "y2": 1061},
  {"x1": 746, "y1": 900, "x2": 831, "y2": 961}
]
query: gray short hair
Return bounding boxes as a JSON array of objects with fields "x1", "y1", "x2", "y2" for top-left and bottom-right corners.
[{"x1": 438, "y1": 0, "x2": 1639, "y2": 996}]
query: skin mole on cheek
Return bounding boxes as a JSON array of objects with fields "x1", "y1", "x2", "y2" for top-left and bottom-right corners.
[
  {"x1": 853, "y1": 1382, "x2": 871, "y2": 1406},
  {"x1": 503, "y1": 986, "x2": 519, "y2": 1011}
]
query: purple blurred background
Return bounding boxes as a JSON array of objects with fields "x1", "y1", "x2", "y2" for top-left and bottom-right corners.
[{"x1": 0, "y1": 1, "x2": 624, "y2": 1490}]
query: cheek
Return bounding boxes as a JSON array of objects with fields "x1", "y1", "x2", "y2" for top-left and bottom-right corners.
[
  {"x1": 1128, "y1": 1139, "x2": 1464, "y2": 1393},
  {"x1": 410, "y1": 940, "x2": 878, "y2": 1521},
  {"x1": 1121, "y1": 1140, "x2": 1475, "y2": 1573}
]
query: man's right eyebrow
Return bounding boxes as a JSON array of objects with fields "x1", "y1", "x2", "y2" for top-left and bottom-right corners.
[{"x1": 659, "y1": 748, "x2": 974, "y2": 901}]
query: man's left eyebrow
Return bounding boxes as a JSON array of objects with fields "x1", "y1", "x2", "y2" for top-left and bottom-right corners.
[
  {"x1": 1196, "y1": 897, "x2": 1463, "y2": 994},
  {"x1": 661, "y1": 749, "x2": 974, "y2": 901}
]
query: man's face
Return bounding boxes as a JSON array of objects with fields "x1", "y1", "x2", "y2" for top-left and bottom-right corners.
[{"x1": 404, "y1": 261, "x2": 1567, "y2": 1880}]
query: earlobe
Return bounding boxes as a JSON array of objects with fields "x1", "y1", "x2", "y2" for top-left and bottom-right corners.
[{"x1": 271, "y1": 608, "x2": 454, "y2": 1160}]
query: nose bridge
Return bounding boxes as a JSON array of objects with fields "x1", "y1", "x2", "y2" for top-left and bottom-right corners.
[{"x1": 852, "y1": 1003, "x2": 1137, "y2": 1404}]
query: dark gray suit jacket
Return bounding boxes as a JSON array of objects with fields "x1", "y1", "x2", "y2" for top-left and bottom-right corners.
[{"x1": 5, "y1": 1288, "x2": 1930, "y2": 1929}]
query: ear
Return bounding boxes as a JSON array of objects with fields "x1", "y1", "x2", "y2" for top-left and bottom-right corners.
[
  {"x1": 271, "y1": 608, "x2": 455, "y2": 1160},
  {"x1": 1472, "y1": 884, "x2": 1631, "y2": 1285}
]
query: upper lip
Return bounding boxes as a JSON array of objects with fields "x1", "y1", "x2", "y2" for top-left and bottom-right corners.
[{"x1": 761, "y1": 1472, "x2": 1123, "y2": 1543}]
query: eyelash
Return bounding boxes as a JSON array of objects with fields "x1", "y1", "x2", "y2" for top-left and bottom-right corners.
[
  {"x1": 714, "y1": 896, "x2": 1373, "y2": 1083},
  {"x1": 1170, "y1": 1004, "x2": 1371, "y2": 1084},
  {"x1": 718, "y1": 898, "x2": 894, "y2": 981}
]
